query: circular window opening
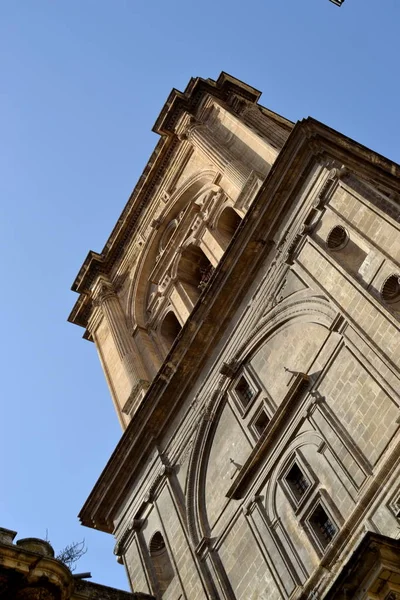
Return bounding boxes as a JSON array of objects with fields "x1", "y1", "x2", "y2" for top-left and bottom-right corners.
[
  {"x1": 381, "y1": 274, "x2": 400, "y2": 304},
  {"x1": 326, "y1": 225, "x2": 349, "y2": 251}
]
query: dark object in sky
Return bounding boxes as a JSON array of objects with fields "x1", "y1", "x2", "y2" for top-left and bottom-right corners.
[{"x1": 329, "y1": 0, "x2": 345, "y2": 5}]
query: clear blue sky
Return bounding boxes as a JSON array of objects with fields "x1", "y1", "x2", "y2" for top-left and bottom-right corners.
[{"x1": 0, "y1": 0, "x2": 398, "y2": 592}]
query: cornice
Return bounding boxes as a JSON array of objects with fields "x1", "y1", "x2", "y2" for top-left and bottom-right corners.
[
  {"x1": 78, "y1": 117, "x2": 400, "y2": 533},
  {"x1": 68, "y1": 135, "x2": 178, "y2": 329},
  {"x1": 152, "y1": 72, "x2": 263, "y2": 136}
]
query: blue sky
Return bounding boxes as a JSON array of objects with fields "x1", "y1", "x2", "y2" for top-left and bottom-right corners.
[{"x1": 0, "y1": 0, "x2": 399, "y2": 592}]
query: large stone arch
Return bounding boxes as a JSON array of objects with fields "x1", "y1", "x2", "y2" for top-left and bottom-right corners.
[
  {"x1": 185, "y1": 383, "x2": 230, "y2": 548},
  {"x1": 125, "y1": 170, "x2": 217, "y2": 329},
  {"x1": 234, "y1": 292, "x2": 338, "y2": 366},
  {"x1": 185, "y1": 297, "x2": 339, "y2": 542}
]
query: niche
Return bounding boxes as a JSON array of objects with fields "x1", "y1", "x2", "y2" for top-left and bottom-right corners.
[
  {"x1": 160, "y1": 311, "x2": 182, "y2": 353},
  {"x1": 326, "y1": 225, "x2": 369, "y2": 276},
  {"x1": 215, "y1": 206, "x2": 242, "y2": 250},
  {"x1": 176, "y1": 244, "x2": 214, "y2": 300},
  {"x1": 381, "y1": 274, "x2": 400, "y2": 311},
  {"x1": 149, "y1": 531, "x2": 174, "y2": 596}
]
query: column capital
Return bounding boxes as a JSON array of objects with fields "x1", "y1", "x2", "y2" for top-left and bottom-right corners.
[
  {"x1": 92, "y1": 276, "x2": 116, "y2": 307},
  {"x1": 177, "y1": 115, "x2": 203, "y2": 141}
]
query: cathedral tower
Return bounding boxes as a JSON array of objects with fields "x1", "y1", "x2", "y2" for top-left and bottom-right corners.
[{"x1": 69, "y1": 73, "x2": 400, "y2": 600}]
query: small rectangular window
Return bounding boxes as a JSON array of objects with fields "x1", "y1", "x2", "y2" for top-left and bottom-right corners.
[
  {"x1": 309, "y1": 504, "x2": 337, "y2": 548},
  {"x1": 235, "y1": 376, "x2": 254, "y2": 409},
  {"x1": 252, "y1": 409, "x2": 270, "y2": 439},
  {"x1": 285, "y1": 463, "x2": 310, "y2": 501}
]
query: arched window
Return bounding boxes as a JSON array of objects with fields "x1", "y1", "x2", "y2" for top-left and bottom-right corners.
[
  {"x1": 215, "y1": 206, "x2": 242, "y2": 249},
  {"x1": 149, "y1": 531, "x2": 174, "y2": 596},
  {"x1": 160, "y1": 311, "x2": 182, "y2": 352}
]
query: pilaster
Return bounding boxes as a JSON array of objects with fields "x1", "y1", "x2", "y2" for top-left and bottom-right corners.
[
  {"x1": 91, "y1": 277, "x2": 150, "y2": 417},
  {"x1": 182, "y1": 118, "x2": 252, "y2": 190},
  {"x1": 231, "y1": 96, "x2": 290, "y2": 150}
]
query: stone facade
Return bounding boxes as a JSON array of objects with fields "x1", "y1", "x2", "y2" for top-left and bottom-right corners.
[{"x1": 69, "y1": 73, "x2": 400, "y2": 599}]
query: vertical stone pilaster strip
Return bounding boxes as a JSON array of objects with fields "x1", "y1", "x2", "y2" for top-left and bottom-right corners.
[
  {"x1": 241, "y1": 104, "x2": 290, "y2": 149},
  {"x1": 185, "y1": 122, "x2": 252, "y2": 189},
  {"x1": 94, "y1": 280, "x2": 149, "y2": 391},
  {"x1": 133, "y1": 325, "x2": 163, "y2": 379},
  {"x1": 229, "y1": 95, "x2": 290, "y2": 150}
]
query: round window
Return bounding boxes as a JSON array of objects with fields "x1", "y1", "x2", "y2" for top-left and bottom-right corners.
[
  {"x1": 381, "y1": 274, "x2": 400, "y2": 304},
  {"x1": 326, "y1": 225, "x2": 349, "y2": 251}
]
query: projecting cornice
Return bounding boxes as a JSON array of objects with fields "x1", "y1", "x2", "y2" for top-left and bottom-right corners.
[
  {"x1": 78, "y1": 118, "x2": 400, "y2": 533},
  {"x1": 152, "y1": 72, "x2": 262, "y2": 136},
  {"x1": 68, "y1": 72, "x2": 294, "y2": 332}
]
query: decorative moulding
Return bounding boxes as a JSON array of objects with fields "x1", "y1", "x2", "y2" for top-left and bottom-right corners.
[{"x1": 226, "y1": 373, "x2": 310, "y2": 499}]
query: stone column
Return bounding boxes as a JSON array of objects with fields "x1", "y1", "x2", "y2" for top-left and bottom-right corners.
[
  {"x1": 133, "y1": 325, "x2": 163, "y2": 379},
  {"x1": 93, "y1": 278, "x2": 149, "y2": 415},
  {"x1": 184, "y1": 120, "x2": 252, "y2": 189}
]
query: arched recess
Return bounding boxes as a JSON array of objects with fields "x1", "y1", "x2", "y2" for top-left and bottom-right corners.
[
  {"x1": 257, "y1": 431, "x2": 326, "y2": 584},
  {"x1": 149, "y1": 531, "x2": 175, "y2": 595},
  {"x1": 214, "y1": 205, "x2": 242, "y2": 250},
  {"x1": 185, "y1": 388, "x2": 235, "y2": 598},
  {"x1": 185, "y1": 386, "x2": 228, "y2": 549},
  {"x1": 174, "y1": 243, "x2": 215, "y2": 307},
  {"x1": 126, "y1": 170, "x2": 218, "y2": 330},
  {"x1": 185, "y1": 299, "x2": 338, "y2": 546},
  {"x1": 236, "y1": 295, "x2": 338, "y2": 408},
  {"x1": 159, "y1": 310, "x2": 182, "y2": 355},
  {"x1": 265, "y1": 431, "x2": 324, "y2": 522},
  {"x1": 232, "y1": 293, "x2": 338, "y2": 369},
  {"x1": 196, "y1": 201, "x2": 242, "y2": 266}
]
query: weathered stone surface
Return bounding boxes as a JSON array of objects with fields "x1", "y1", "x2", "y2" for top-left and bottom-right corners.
[{"x1": 70, "y1": 73, "x2": 400, "y2": 599}]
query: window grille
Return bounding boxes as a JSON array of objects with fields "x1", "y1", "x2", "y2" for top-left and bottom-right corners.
[
  {"x1": 309, "y1": 505, "x2": 337, "y2": 546},
  {"x1": 236, "y1": 377, "x2": 254, "y2": 408},
  {"x1": 286, "y1": 463, "x2": 310, "y2": 500}
]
